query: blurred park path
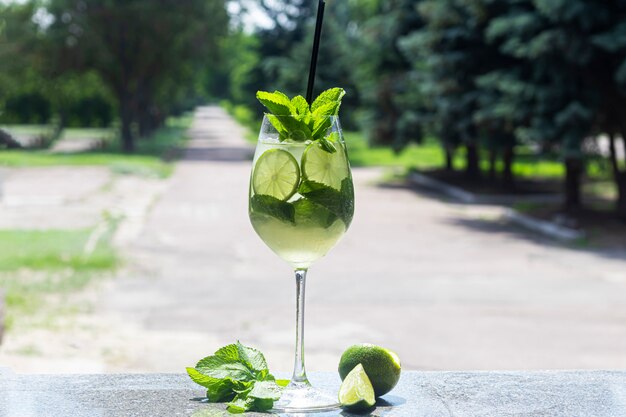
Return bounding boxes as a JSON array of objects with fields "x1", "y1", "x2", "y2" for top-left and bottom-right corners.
[
  {"x1": 4, "y1": 106, "x2": 624, "y2": 374},
  {"x1": 89, "y1": 106, "x2": 626, "y2": 373}
]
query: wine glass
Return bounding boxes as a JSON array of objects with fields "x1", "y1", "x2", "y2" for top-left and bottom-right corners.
[{"x1": 248, "y1": 114, "x2": 354, "y2": 412}]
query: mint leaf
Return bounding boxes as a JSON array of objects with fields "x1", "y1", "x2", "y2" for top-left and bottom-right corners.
[
  {"x1": 291, "y1": 95, "x2": 311, "y2": 116},
  {"x1": 227, "y1": 393, "x2": 254, "y2": 414},
  {"x1": 258, "y1": 91, "x2": 311, "y2": 141},
  {"x1": 250, "y1": 194, "x2": 295, "y2": 224},
  {"x1": 187, "y1": 342, "x2": 284, "y2": 413},
  {"x1": 209, "y1": 342, "x2": 268, "y2": 374},
  {"x1": 298, "y1": 179, "x2": 354, "y2": 228},
  {"x1": 227, "y1": 381, "x2": 283, "y2": 413},
  {"x1": 196, "y1": 356, "x2": 255, "y2": 381},
  {"x1": 236, "y1": 341, "x2": 269, "y2": 373},
  {"x1": 311, "y1": 88, "x2": 346, "y2": 113},
  {"x1": 256, "y1": 91, "x2": 293, "y2": 115},
  {"x1": 291, "y1": 95, "x2": 312, "y2": 128},
  {"x1": 318, "y1": 136, "x2": 337, "y2": 153},
  {"x1": 255, "y1": 369, "x2": 273, "y2": 381},
  {"x1": 248, "y1": 380, "x2": 283, "y2": 401},
  {"x1": 266, "y1": 115, "x2": 289, "y2": 140},
  {"x1": 213, "y1": 344, "x2": 241, "y2": 362},
  {"x1": 274, "y1": 115, "x2": 312, "y2": 141},
  {"x1": 340, "y1": 177, "x2": 355, "y2": 229},
  {"x1": 258, "y1": 88, "x2": 346, "y2": 142},
  {"x1": 298, "y1": 179, "x2": 342, "y2": 208},
  {"x1": 312, "y1": 100, "x2": 341, "y2": 118},
  {"x1": 311, "y1": 89, "x2": 345, "y2": 140},
  {"x1": 186, "y1": 368, "x2": 239, "y2": 402},
  {"x1": 273, "y1": 90, "x2": 292, "y2": 104},
  {"x1": 311, "y1": 118, "x2": 332, "y2": 140},
  {"x1": 251, "y1": 398, "x2": 274, "y2": 413},
  {"x1": 293, "y1": 197, "x2": 338, "y2": 228}
]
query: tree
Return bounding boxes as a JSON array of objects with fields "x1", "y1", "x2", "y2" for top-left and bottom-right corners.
[
  {"x1": 46, "y1": 0, "x2": 228, "y2": 152},
  {"x1": 583, "y1": 1, "x2": 626, "y2": 219},
  {"x1": 351, "y1": 0, "x2": 423, "y2": 147},
  {"x1": 400, "y1": 0, "x2": 505, "y2": 180},
  {"x1": 485, "y1": 0, "x2": 609, "y2": 210},
  {"x1": 255, "y1": 0, "x2": 363, "y2": 128},
  {"x1": 0, "y1": 2, "x2": 46, "y2": 122}
]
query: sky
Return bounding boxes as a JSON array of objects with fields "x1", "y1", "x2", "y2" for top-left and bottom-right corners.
[{"x1": 228, "y1": 0, "x2": 274, "y2": 31}]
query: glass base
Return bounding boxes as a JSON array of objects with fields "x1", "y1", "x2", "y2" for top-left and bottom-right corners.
[{"x1": 272, "y1": 382, "x2": 340, "y2": 413}]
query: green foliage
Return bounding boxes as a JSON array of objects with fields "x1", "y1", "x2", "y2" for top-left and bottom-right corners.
[
  {"x1": 186, "y1": 342, "x2": 286, "y2": 413},
  {"x1": 0, "y1": 226, "x2": 118, "y2": 328},
  {"x1": 250, "y1": 195, "x2": 296, "y2": 224},
  {"x1": 0, "y1": 115, "x2": 191, "y2": 178},
  {"x1": 0, "y1": 229, "x2": 116, "y2": 272},
  {"x1": 44, "y1": 0, "x2": 228, "y2": 149},
  {"x1": 212, "y1": 31, "x2": 262, "y2": 111},
  {"x1": 256, "y1": 88, "x2": 345, "y2": 143},
  {"x1": 298, "y1": 178, "x2": 354, "y2": 228},
  {"x1": 0, "y1": 3, "x2": 115, "y2": 127},
  {"x1": 350, "y1": 0, "x2": 423, "y2": 146},
  {"x1": 220, "y1": 100, "x2": 259, "y2": 141}
]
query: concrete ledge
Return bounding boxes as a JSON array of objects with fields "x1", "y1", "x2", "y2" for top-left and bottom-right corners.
[
  {"x1": 409, "y1": 172, "x2": 562, "y2": 205},
  {"x1": 504, "y1": 209, "x2": 586, "y2": 242},
  {"x1": 409, "y1": 172, "x2": 584, "y2": 241}
]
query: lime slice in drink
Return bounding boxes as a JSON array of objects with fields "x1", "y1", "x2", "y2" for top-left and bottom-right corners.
[
  {"x1": 338, "y1": 364, "x2": 376, "y2": 411},
  {"x1": 252, "y1": 149, "x2": 300, "y2": 201},
  {"x1": 302, "y1": 140, "x2": 349, "y2": 190}
]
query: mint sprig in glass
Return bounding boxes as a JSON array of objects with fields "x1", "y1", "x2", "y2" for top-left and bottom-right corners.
[{"x1": 249, "y1": 88, "x2": 354, "y2": 411}]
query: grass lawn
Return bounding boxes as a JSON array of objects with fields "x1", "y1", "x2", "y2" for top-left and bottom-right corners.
[
  {"x1": 0, "y1": 114, "x2": 192, "y2": 178},
  {"x1": 344, "y1": 132, "x2": 446, "y2": 170},
  {"x1": 0, "y1": 227, "x2": 119, "y2": 329},
  {"x1": 344, "y1": 132, "x2": 610, "y2": 181}
]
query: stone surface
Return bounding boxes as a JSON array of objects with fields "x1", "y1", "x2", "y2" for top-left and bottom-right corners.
[{"x1": 1, "y1": 369, "x2": 626, "y2": 417}]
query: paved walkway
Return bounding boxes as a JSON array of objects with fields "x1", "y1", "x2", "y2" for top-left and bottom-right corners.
[{"x1": 85, "y1": 106, "x2": 626, "y2": 373}]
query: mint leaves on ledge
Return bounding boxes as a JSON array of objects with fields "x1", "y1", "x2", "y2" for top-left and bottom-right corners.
[
  {"x1": 256, "y1": 87, "x2": 345, "y2": 145},
  {"x1": 186, "y1": 342, "x2": 288, "y2": 413}
]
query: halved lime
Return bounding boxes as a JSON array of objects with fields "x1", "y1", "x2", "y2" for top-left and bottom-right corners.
[
  {"x1": 252, "y1": 149, "x2": 300, "y2": 201},
  {"x1": 338, "y1": 344, "x2": 401, "y2": 397},
  {"x1": 301, "y1": 140, "x2": 349, "y2": 190},
  {"x1": 338, "y1": 364, "x2": 376, "y2": 411}
]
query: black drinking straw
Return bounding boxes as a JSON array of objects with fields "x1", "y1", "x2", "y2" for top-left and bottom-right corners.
[{"x1": 306, "y1": 0, "x2": 326, "y2": 103}]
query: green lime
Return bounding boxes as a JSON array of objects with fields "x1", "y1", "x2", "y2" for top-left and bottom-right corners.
[
  {"x1": 252, "y1": 149, "x2": 300, "y2": 201},
  {"x1": 301, "y1": 140, "x2": 348, "y2": 190},
  {"x1": 338, "y1": 364, "x2": 376, "y2": 411},
  {"x1": 338, "y1": 344, "x2": 401, "y2": 397}
]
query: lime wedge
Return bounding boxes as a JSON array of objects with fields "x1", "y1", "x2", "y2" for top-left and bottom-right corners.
[
  {"x1": 302, "y1": 140, "x2": 349, "y2": 190},
  {"x1": 252, "y1": 149, "x2": 300, "y2": 201},
  {"x1": 338, "y1": 364, "x2": 376, "y2": 411},
  {"x1": 338, "y1": 343, "x2": 402, "y2": 397}
]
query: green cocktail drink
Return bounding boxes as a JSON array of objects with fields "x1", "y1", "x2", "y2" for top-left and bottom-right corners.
[
  {"x1": 248, "y1": 89, "x2": 353, "y2": 412},
  {"x1": 249, "y1": 135, "x2": 353, "y2": 269}
]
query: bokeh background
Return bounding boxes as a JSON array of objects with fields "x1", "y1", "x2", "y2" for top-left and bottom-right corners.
[{"x1": 0, "y1": 0, "x2": 625, "y2": 374}]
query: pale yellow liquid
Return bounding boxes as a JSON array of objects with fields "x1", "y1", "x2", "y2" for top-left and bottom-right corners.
[{"x1": 249, "y1": 140, "x2": 353, "y2": 269}]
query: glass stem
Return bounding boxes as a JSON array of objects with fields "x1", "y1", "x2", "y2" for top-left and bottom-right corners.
[{"x1": 291, "y1": 268, "x2": 310, "y2": 385}]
